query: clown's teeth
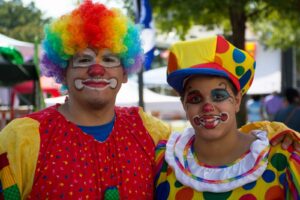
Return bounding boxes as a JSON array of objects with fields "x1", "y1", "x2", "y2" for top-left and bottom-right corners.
[
  {"x1": 83, "y1": 78, "x2": 109, "y2": 83},
  {"x1": 74, "y1": 78, "x2": 118, "y2": 90}
]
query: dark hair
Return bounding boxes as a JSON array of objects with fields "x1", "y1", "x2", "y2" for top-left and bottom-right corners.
[
  {"x1": 285, "y1": 87, "x2": 300, "y2": 104},
  {"x1": 252, "y1": 95, "x2": 261, "y2": 101}
]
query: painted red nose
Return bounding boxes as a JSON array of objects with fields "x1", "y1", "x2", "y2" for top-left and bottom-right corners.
[
  {"x1": 87, "y1": 64, "x2": 105, "y2": 76},
  {"x1": 202, "y1": 103, "x2": 215, "y2": 113}
]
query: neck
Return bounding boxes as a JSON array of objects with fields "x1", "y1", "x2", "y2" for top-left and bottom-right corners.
[
  {"x1": 58, "y1": 98, "x2": 115, "y2": 126},
  {"x1": 193, "y1": 129, "x2": 255, "y2": 166}
]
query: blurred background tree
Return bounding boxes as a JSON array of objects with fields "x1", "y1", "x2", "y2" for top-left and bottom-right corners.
[
  {"x1": 0, "y1": 0, "x2": 50, "y2": 43},
  {"x1": 122, "y1": 0, "x2": 300, "y2": 126}
]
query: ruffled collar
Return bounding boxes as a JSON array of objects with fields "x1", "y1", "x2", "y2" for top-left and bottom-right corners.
[{"x1": 165, "y1": 128, "x2": 270, "y2": 192}]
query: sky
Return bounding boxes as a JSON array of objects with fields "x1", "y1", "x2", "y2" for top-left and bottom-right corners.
[{"x1": 11, "y1": 0, "x2": 124, "y2": 18}]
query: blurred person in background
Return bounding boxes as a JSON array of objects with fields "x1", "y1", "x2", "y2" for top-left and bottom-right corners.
[
  {"x1": 0, "y1": 1, "x2": 171, "y2": 199},
  {"x1": 246, "y1": 94, "x2": 264, "y2": 122},
  {"x1": 262, "y1": 91, "x2": 285, "y2": 120},
  {"x1": 274, "y1": 87, "x2": 300, "y2": 132}
]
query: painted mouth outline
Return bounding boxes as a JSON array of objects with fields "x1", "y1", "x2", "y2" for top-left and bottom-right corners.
[
  {"x1": 74, "y1": 78, "x2": 117, "y2": 90},
  {"x1": 193, "y1": 112, "x2": 229, "y2": 129}
]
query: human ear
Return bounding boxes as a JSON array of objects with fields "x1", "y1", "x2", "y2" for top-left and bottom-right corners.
[
  {"x1": 122, "y1": 69, "x2": 128, "y2": 83},
  {"x1": 180, "y1": 95, "x2": 190, "y2": 120},
  {"x1": 61, "y1": 68, "x2": 68, "y2": 86},
  {"x1": 235, "y1": 91, "x2": 243, "y2": 113}
]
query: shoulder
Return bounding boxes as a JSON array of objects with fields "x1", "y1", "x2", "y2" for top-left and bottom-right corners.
[
  {"x1": 137, "y1": 107, "x2": 171, "y2": 144},
  {"x1": 0, "y1": 117, "x2": 40, "y2": 138},
  {"x1": 269, "y1": 144, "x2": 300, "y2": 171},
  {"x1": 154, "y1": 139, "x2": 168, "y2": 184},
  {"x1": 27, "y1": 105, "x2": 61, "y2": 122},
  {"x1": 138, "y1": 107, "x2": 169, "y2": 127},
  {"x1": 0, "y1": 107, "x2": 59, "y2": 154},
  {"x1": 240, "y1": 121, "x2": 300, "y2": 141},
  {"x1": 0, "y1": 117, "x2": 40, "y2": 151},
  {"x1": 0, "y1": 117, "x2": 40, "y2": 199}
]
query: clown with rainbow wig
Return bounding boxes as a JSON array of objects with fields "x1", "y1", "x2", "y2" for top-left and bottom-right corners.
[
  {"x1": 41, "y1": 0, "x2": 144, "y2": 85},
  {"x1": 0, "y1": 1, "x2": 299, "y2": 199},
  {"x1": 0, "y1": 1, "x2": 171, "y2": 199},
  {"x1": 155, "y1": 35, "x2": 300, "y2": 199}
]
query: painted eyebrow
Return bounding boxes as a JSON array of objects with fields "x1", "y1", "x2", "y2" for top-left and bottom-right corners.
[
  {"x1": 211, "y1": 88, "x2": 230, "y2": 96},
  {"x1": 212, "y1": 88, "x2": 228, "y2": 92},
  {"x1": 186, "y1": 90, "x2": 200, "y2": 95},
  {"x1": 102, "y1": 54, "x2": 119, "y2": 59},
  {"x1": 76, "y1": 49, "x2": 96, "y2": 56}
]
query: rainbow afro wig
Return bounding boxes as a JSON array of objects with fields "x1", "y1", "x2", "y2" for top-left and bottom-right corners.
[{"x1": 41, "y1": 0, "x2": 144, "y2": 84}]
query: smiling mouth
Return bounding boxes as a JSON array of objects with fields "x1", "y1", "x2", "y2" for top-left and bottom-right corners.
[
  {"x1": 193, "y1": 112, "x2": 229, "y2": 129},
  {"x1": 74, "y1": 78, "x2": 117, "y2": 90}
]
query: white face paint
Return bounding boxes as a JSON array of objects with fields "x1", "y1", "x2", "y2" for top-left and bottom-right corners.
[
  {"x1": 72, "y1": 48, "x2": 121, "y2": 68},
  {"x1": 74, "y1": 78, "x2": 118, "y2": 91},
  {"x1": 193, "y1": 112, "x2": 229, "y2": 129}
]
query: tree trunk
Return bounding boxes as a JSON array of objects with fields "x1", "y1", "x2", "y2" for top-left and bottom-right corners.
[{"x1": 229, "y1": 5, "x2": 247, "y2": 127}]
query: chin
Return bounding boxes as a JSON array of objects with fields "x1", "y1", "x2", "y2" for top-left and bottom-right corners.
[
  {"x1": 85, "y1": 98, "x2": 110, "y2": 109},
  {"x1": 194, "y1": 126, "x2": 226, "y2": 141}
]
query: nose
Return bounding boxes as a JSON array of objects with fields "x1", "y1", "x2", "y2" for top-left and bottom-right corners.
[
  {"x1": 87, "y1": 64, "x2": 105, "y2": 77},
  {"x1": 202, "y1": 103, "x2": 215, "y2": 113}
]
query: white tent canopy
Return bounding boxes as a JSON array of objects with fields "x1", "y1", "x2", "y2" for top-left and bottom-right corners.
[
  {"x1": 0, "y1": 33, "x2": 35, "y2": 60},
  {"x1": 247, "y1": 71, "x2": 281, "y2": 94},
  {"x1": 130, "y1": 67, "x2": 169, "y2": 88},
  {"x1": 247, "y1": 44, "x2": 281, "y2": 94}
]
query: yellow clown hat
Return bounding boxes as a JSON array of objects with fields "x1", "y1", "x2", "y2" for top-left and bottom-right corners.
[{"x1": 167, "y1": 35, "x2": 256, "y2": 95}]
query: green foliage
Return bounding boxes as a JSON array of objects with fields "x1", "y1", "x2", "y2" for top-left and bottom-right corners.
[
  {"x1": 110, "y1": 0, "x2": 300, "y2": 125},
  {"x1": 122, "y1": 0, "x2": 299, "y2": 50},
  {"x1": 251, "y1": 8, "x2": 300, "y2": 50},
  {"x1": 0, "y1": 0, "x2": 50, "y2": 43}
]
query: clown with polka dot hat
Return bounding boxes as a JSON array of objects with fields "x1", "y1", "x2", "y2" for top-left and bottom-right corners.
[{"x1": 155, "y1": 35, "x2": 300, "y2": 199}]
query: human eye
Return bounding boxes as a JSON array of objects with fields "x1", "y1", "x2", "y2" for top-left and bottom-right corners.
[
  {"x1": 101, "y1": 55, "x2": 120, "y2": 67},
  {"x1": 211, "y1": 89, "x2": 230, "y2": 102},
  {"x1": 186, "y1": 91, "x2": 202, "y2": 104},
  {"x1": 73, "y1": 55, "x2": 95, "y2": 67},
  {"x1": 72, "y1": 48, "x2": 96, "y2": 67},
  {"x1": 78, "y1": 56, "x2": 93, "y2": 63}
]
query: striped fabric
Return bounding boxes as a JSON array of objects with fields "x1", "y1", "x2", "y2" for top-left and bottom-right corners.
[{"x1": 0, "y1": 153, "x2": 21, "y2": 200}]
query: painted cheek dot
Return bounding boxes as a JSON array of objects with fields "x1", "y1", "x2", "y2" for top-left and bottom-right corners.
[{"x1": 233, "y1": 48, "x2": 246, "y2": 63}]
